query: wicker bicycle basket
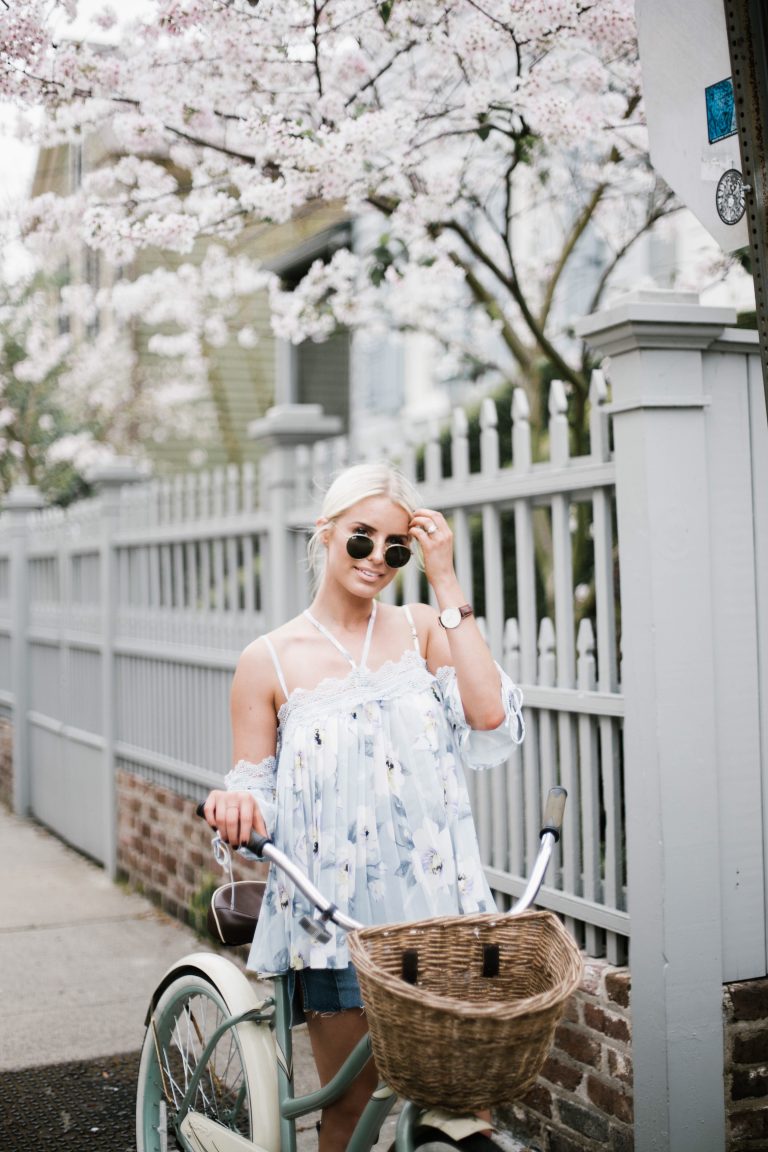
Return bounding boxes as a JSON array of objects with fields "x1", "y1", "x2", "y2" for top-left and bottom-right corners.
[{"x1": 347, "y1": 910, "x2": 583, "y2": 1112}]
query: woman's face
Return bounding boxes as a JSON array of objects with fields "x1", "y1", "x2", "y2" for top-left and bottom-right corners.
[{"x1": 322, "y1": 494, "x2": 412, "y2": 598}]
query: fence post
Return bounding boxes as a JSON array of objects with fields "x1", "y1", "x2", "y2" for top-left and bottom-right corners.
[
  {"x1": 4, "y1": 485, "x2": 45, "y2": 816},
  {"x1": 88, "y1": 460, "x2": 145, "y2": 879},
  {"x1": 577, "y1": 290, "x2": 732, "y2": 1152},
  {"x1": 249, "y1": 405, "x2": 342, "y2": 629}
]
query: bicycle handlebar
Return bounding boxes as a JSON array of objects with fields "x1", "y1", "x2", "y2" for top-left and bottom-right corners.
[{"x1": 196, "y1": 786, "x2": 567, "y2": 931}]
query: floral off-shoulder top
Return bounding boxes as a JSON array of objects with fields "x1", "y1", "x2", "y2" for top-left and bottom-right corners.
[{"x1": 226, "y1": 602, "x2": 524, "y2": 977}]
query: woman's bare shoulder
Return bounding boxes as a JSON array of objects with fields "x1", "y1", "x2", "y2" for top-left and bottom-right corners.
[
  {"x1": 405, "y1": 601, "x2": 438, "y2": 624},
  {"x1": 237, "y1": 615, "x2": 311, "y2": 673}
]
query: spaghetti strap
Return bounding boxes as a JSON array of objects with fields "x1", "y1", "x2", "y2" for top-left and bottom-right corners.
[
  {"x1": 262, "y1": 635, "x2": 290, "y2": 701},
  {"x1": 403, "y1": 604, "x2": 421, "y2": 656},
  {"x1": 304, "y1": 600, "x2": 378, "y2": 670}
]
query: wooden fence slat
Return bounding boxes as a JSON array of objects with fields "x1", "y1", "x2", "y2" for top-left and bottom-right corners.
[
  {"x1": 536, "y1": 617, "x2": 557, "y2": 874},
  {"x1": 578, "y1": 618, "x2": 602, "y2": 956},
  {"x1": 450, "y1": 408, "x2": 473, "y2": 609},
  {"x1": 548, "y1": 381, "x2": 580, "y2": 932},
  {"x1": 503, "y1": 617, "x2": 525, "y2": 879},
  {"x1": 226, "y1": 536, "x2": 239, "y2": 613},
  {"x1": 200, "y1": 540, "x2": 211, "y2": 613}
]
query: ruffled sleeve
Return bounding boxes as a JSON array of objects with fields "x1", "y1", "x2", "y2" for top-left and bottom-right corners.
[
  {"x1": 225, "y1": 756, "x2": 278, "y2": 835},
  {"x1": 436, "y1": 664, "x2": 524, "y2": 770}
]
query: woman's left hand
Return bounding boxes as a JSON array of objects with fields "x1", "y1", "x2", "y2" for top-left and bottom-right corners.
[{"x1": 409, "y1": 508, "x2": 455, "y2": 587}]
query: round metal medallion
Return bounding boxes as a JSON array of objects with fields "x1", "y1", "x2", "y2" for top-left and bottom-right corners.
[{"x1": 715, "y1": 169, "x2": 746, "y2": 225}]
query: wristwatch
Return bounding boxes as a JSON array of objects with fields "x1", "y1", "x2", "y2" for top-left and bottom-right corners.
[{"x1": 438, "y1": 604, "x2": 474, "y2": 629}]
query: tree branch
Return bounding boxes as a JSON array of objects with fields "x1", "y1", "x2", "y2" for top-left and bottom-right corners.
[
  {"x1": 538, "y1": 178, "x2": 607, "y2": 329},
  {"x1": 455, "y1": 258, "x2": 534, "y2": 374},
  {"x1": 441, "y1": 217, "x2": 584, "y2": 392}
]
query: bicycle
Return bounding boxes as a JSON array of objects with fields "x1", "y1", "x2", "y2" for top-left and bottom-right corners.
[{"x1": 135, "y1": 787, "x2": 578, "y2": 1152}]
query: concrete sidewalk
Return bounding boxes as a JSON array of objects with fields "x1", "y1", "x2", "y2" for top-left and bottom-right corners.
[
  {"x1": 0, "y1": 804, "x2": 208, "y2": 1071},
  {"x1": 0, "y1": 804, "x2": 326, "y2": 1149}
]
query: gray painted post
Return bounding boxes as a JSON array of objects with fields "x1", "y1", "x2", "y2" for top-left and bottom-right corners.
[
  {"x1": 577, "y1": 291, "x2": 731, "y2": 1152},
  {"x1": 4, "y1": 485, "x2": 45, "y2": 816},
  {"x1": 249, "y1": 405, "x2": 342, "y2": 628},
  {"x1": 88, "y1": 460, "x2": 145, "y2": 878}
]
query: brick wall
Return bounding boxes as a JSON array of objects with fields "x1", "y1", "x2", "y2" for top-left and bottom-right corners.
[
  {"x1": 116, "y1": 770, "x2": 266, "y2": 933},
  {"x1": 499, "y1": 959, "x2": 633, "y2": 1152},
  {"x1": 724, "y1": 978, "x2": 768, "y2": 1150}
]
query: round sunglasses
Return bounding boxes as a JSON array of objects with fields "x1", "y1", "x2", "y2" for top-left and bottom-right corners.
[{"x1": 346, "y1": 533, "x2": 412, "y2": 569}]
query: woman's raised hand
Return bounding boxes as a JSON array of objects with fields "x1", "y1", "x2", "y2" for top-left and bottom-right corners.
[
  {"x1": 203, "y1": 789, "x2": 267, "y2": 847},
  {"x1": 409, "y1": 507, "x2": 455, "y2": 587}
]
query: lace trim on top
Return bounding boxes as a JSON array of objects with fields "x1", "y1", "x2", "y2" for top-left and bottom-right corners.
[
  {"x1": 225, "y1": 756, "x2": 277, "y2": 792},
  {"x1": 277, "y1": 648, "x2": 432, "y2": 728}
]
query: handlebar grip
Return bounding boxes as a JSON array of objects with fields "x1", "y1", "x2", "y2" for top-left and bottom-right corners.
[
  {"x1": 194, "y1": 802, "x2": 273, "y2": 859},
  {"x1": 540, "y1": 786, "x2": 567, "y2": 842},
  {"x1": 246, "y1": 831, "x2": 273, "y2": 857}
]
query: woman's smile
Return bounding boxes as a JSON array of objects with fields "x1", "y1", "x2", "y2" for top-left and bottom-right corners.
[{"x1": 352, "y1": 565, "x2": 384, "y2": 582}]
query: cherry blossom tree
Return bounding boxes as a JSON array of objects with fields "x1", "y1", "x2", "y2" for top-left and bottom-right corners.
[
  {"x1": 0, "y1": 267, "x2": 227, "y2": 497},
  {"x1": 1, "y1": 0, "x2": 704, "y2": 452}
]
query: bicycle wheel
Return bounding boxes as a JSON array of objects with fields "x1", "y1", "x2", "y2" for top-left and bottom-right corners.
[{"x1": 136, "y1": 972, "x2": 265, "y2": 1152}]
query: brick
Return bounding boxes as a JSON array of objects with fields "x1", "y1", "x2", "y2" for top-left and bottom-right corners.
[
  {"x1": 584, "y1": 1003, "x2": 631, "y2": 1044},
  {"x1": 555, "y1": 1022, "x2": 601, "y2": 1069},
  {"x1": 559, "y1": 1097, "x2": 610, "y2": 1143},
  {"x1": 607, "y1": 1124, "x2": 634, "y2": 1152},
  {"x1": 562, "y1": 996, "x2": 580, "y2": 1024},
  {"x1": 733, "y1": 1030, "x2": 768, "y2": 1065},
  {"x1": 549, "y1": 1131, "x2": 589, "y2": 1152},
  {"x1": 541, "y1": 1054, "x2": 583, "y2": 1093},
  {"x1": 727, "y1": 980, "x2": 768, "y2": 1023},
  {"x1": 519, "y1": 1081, "x2": 553, "y2": 1119},
  {"x1": 587, "y1": 1074, "x2": 633, "y2": 1125},
  {"x1": 606, "y1": 1046, "x2": 633, "y2": 1085},
  {"x1": 605, "y1": 970, "x2": 631, "y2": 1009},
  {"x1": 729, "y1": 1108, "x2": 768, "y2": 1141},
  {"x1": 731, "y1": 1066, "x2": 768, "y2": 1102}
]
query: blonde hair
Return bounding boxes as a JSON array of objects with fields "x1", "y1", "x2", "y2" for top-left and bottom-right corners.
[{"x1": 307, "y1": 463, "x2": 421, "y2": 583}]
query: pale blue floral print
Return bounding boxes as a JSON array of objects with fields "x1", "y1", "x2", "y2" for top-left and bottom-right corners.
[{"x1": 226, "y1": 625, "x2": 524, "y2": 977}]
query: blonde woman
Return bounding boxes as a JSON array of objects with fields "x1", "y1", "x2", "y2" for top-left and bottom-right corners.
[{"x1": 203, "y1": 463, "x2": 524, "y2": 1151}]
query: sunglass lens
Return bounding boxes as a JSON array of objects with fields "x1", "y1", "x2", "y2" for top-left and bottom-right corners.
[
  {"x1": 385, "y1": 545, "x2": 411, "y2": 569},
  {"x1": 346, "y1": 534, "x2": 374, "y2": 560}
]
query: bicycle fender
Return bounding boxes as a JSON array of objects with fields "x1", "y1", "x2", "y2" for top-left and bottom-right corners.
[
  {"x1": 180, "y1": 1112, "x2": 272, "y2": 1152},
  {"x1": 149, "y1": 952, "x2": 280, "y2": 1152},
  {"x1": 420, "y1": 1108, "x2": 493, "y2": 1141},
  {"x1": 147, "y1": 951, "x2": 273, "y2": 1018}
]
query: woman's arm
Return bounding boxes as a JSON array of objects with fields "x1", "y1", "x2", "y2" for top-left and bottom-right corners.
[
  {"x1": 202, "y1": 639, "x2": 279, "y2": 845},
  {"x1": 409, "y1": 507, "x2": 505, "y2": 731}
]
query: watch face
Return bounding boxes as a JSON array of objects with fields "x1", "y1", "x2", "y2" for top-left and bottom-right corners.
[
  {"x1": 440, "y1": 607, "x2": 461, "y2": 629},
  {"x1": 716, "y1": 169, "x2": 746, "y2": 225}
]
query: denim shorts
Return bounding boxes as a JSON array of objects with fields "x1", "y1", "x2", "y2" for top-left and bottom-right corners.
[{"x1": 290, "y1": 965, "x2": 364, "y2": 1023}]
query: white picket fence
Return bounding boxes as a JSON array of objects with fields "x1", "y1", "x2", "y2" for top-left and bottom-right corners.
[{"x1": 0, "y1": 369, "x2": 628, "y2": 963}]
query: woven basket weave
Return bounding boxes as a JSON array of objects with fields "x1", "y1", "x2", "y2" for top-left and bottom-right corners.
[{"x1": 348, "y1": 910, "x2": 583, "y2": 1112}]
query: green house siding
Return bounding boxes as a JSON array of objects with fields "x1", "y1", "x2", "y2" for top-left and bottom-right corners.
[
  {"x1": 30, "y1": 135, "x2": 352, "y2": 475},
  {"x1": 297, "y1": 330, "x2": 350, "y2": 429}
]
